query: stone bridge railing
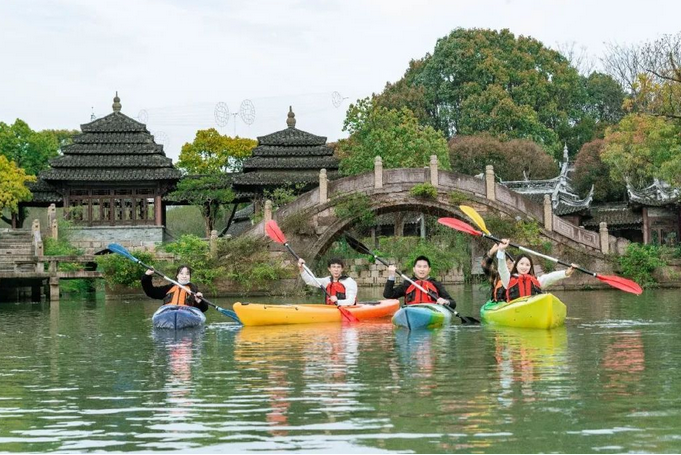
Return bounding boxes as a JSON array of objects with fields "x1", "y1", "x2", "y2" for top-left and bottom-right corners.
[{"x1": 247, "y1": 156, "x2": 613, "y2": 258}]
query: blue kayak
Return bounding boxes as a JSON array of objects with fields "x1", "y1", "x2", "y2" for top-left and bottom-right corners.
[
  {"x1": 152, "y1": 305, "x2": 206, "y2": 330},
  {"x1": 392, "y1": 304, "x2": 452, "y2": 330}
]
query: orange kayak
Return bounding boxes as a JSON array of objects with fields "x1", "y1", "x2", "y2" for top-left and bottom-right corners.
[{"x1": 233, "y1": 299, "x2": 400, "y2": 326}]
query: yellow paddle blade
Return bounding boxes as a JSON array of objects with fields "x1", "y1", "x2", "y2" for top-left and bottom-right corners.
[{"x1": 459, "y1": 205, "x2": 491, "y2": 235}]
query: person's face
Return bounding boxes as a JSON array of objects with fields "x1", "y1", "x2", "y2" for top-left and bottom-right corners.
[
  {"x1": 328, "y1": 263, "x2": 343, "y2": 280},
  {"x1": 516, "y1": 257, "x2": 532, "y2": 275},
  {"x1": 177, "y1": 267, "x2": 191, "y2": 283},
  {"x1": 506, "y1": 259, "x2": 514, "y2": 271},
  {"x1": 413, "y1": 260, "x2": 431, "y2": 280}
]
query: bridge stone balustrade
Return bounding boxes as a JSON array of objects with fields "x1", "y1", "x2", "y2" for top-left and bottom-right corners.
[{"x1": 244, "y1": 158, "x2": 614, "y2": 268}]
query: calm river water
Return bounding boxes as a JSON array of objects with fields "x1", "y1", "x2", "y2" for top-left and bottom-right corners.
[{"x1": 0, "y1": 286, "x2": 680, "y2": 453}]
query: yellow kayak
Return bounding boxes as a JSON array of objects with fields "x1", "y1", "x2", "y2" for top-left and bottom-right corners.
[
  {"x1": 480, "y1": 293, "x2": 566, "y2": 329},
  {"x1": 233, "y1": 300, "x2": 400, "y2": 326}
]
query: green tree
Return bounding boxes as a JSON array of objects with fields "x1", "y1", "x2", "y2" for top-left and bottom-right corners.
[
  {"x1": 602, "y1": 114, "x2": 681, "y2": 188},
  {"x1": 336, "y1": 98, "x2": 450, "y2": 176},
  {"x1": 572, "y1": 139, "x2": 626, "y2": 202},
  {"x1": 374, "y1": 28, "x2": 590, "y2": 154},
  {"x1": 177, "y1": 128, "x2": 256, "y2": 173},
  {"x1": 0, "y1": 120, "x2": 76, "y2": 176},
  {"x1": 166, "y1": 175, "x2": 235, "y2": 238},
  {"x1": 0, "y1": 155, "x2": 36, "y2": 224},
  {"x1": 448, "y1": 134, "x2": 558, "y2": 181}
]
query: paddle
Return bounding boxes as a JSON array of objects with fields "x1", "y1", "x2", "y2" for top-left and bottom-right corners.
[
  {"x1": 344, "y1": 233, "x2": 480, "y2": 325},
  {"x1": 264, "y1": 220, "x2": 360, "y2": 323},
  {"x1": 107, "y1": 243, "x2": 243, "y2": 324},
  {"x1": 438, "y1": 211, "x2": 643, "y2": 295}
]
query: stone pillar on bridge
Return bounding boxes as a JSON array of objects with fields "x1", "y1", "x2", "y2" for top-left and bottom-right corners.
[
  {"x1": 543, "y1": 195, "x2": 553, "y2": 232},
  {"x1": 374, "y1": 156, "x2": 383, "y2": 189},
  {"x1": 32, "y1": 219, "x2": 43, "y2": 257},
  {"x1": 485, "y1": 165, "x2": 495, "y2": 201},
  {"x1": 48, "y1": 204, "x2": 57, "y2": 239},
  {"x1": 264, "y1": 200, "x2": 273, "y2": 223},
  {"x1": 599, "y1": 222, "x2": 610, "y2": 254},
  {"x1": 319, "y1": 168, "x2": 328, "y2": 204},
  {"x1": 430, "y1": 155, "x2": 439, "y2": 187}
]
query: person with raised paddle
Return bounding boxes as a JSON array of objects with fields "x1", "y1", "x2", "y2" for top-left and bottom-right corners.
[
  {"x1": 481, "y1": 243, "x2": 514, "y2": 302},
  {"x1": 383, "y1": 255, "x2": 455, "y2": 306},
  {"x1": 141, "y1": 265, "x2": 209, "y2": 312},
  {"x1": 496, "y1": 239, "x2": 576, "y2": 301},
  {"x1": 297, "y1": 257, "x2": 358, "y2": 306}
]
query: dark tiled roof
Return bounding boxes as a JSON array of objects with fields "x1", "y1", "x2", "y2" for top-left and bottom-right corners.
[
  {"x1": 252, "y1": 145, "x2": 334, "y2": 157},
  {"x1": 582, "y1": 204, "x2": 643, "y2": 228},
  {"x1": 39, "y1": 111, "x2": 181, "y2": 184},
  {"x1": 242, "y1": 156, "x2": 339, "y2": 171},
  {"x1": 257, "y1": 127, "x2": 327, "y2": 147},
  {"x1": 627, "y1": 179, "x2": 681, "y2": 207},
  {"x1": 233, "y1": 109, "x2": 339, "y2": 192},
  {"x1": 502, "y1": 153, "x2": 592, "y2": 216},
  {"x1": 26, "y1": 179, "x2": 63, "y2": 204},
  {"x1": 232, "y1": 170, "x2": 339, "y2": 186}
]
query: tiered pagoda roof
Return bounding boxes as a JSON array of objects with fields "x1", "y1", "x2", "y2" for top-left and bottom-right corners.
[
  {"x1": 30, "y1": 94, "x2": 181, "y2": 203},
  {"x1": 231, "y1": 107, "x2": 339, "y2": 200},
  {"x1": 501, "y1": 144, "x2": 593, "y2": 216},
  {"x1": 627, "y1": 179, "x2": 681, "y2": 207},
  {"x1": 582, "y1": 203, "x2": 643, "y2": 229}
]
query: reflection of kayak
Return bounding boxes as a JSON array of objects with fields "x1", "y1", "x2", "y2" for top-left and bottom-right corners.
[
  {"x1": 486, "y1": 325, "x2": 568, "y2": 369},
  {"x1": 392, "y1": 304, "x2": 452, "y2": 330},
  {"x1": 233, "y1": 300, "x2": 400, "y2": 326},
  {"x1": 152, "y1": 305, "x2": 206, "y2": 330},
  {"x1": 480, "y1": 293, "x2": 566, "y2": 329}
]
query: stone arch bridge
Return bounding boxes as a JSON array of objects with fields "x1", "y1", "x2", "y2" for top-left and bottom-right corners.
[{"x1": 245, "y1": 159, "x2": 614, "y2": 266}]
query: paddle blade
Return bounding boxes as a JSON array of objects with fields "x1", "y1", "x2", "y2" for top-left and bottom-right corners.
[
  {"x1": 107, "y1": 243, "x2": 138, "y2": 262},
  {"x1": 459, "y1": 205, "x2": 490, "y2": 235},
  {"x1": 338, "y1": 306, "x2": 360, "y2": 323},
  {"x1": 437, "y1": 217, "x2": 483, "y2": 236},
  {"x1": 344, "y1": 234, "x2": 373, "y2": 256},
  {"x1": 265, "y1": 220, "x2": 287, "y2": 244},
  {"x1": 216, "y1": 306, "x2": 243, "y2": 324},
  {"x1": 596, "y1": 274, "x2": 643, "y2": 295}
]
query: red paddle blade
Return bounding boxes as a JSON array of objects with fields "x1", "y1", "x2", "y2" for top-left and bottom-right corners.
[
  {"x1": 265, "y1": 220, "x2": 287, "y2": 244},
  {"x1": 338, "y1": 306, "x2": 360, "y2": 323},
  {"x1": 437, "y1": 217, "x2": 483, "y2": 236},
  {"x1": 596, "y1": 274, "x2": 643, "y2": 295}
]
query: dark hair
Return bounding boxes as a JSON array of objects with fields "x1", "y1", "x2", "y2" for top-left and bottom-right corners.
[
  {"x1": 176, "y1": 265, "x2": 192, "y2": 277},
  {"x1": 510, "y1": 254, "x2": 536, "y2": 276},
  {"x1": 413, "y1": 255, "x2": 431, "y2": 267},
  {"x1": 327, "y1": 257, "x2": 344, "y2": 268}
]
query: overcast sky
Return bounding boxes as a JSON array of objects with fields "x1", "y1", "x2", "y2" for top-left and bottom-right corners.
[{"x1": 1, "y1": 0, "x2": 679, "y2": 162}]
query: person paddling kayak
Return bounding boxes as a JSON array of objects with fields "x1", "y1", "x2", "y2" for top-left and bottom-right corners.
[
  {"x1": 481, "y1": 243, "x2": 514, "y2": 302},
  {"x1": 141, "y1": 265, "x2": 208, "y2": 312},
  {"x1": 383, "y1": 255, "x2": 456, "y2": 307},
  {"x1": 297, "y1": 257, "x2": 358, "y2": 306},
  {"x1": 496, "y1": 239, "x2": 576, "y2": 301}
]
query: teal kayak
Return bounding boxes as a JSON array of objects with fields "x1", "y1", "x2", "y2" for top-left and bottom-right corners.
[
  {"x1": 152, "y1": 305, "x2": 206, "y2": 330},
  {"x1": 392, "y1": 304, "x2": 452, "y2": 330}
]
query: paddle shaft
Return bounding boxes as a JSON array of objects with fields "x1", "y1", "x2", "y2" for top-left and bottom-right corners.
[
  {"x1": 283, "y1": 243, "x2": 333, "y2": 299},
  {"x1": 126, "y1": 251, "x2": 234, "y2": 316},
  {"x1": 483, "y1": 233, "x2": 596, "y2": 277}
]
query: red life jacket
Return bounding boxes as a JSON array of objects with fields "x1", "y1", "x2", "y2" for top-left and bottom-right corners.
[
  {"x1": 325, "y1": 278, "x2": 355, "y2": 305},
  {"x1": 505, "y1": 274, "x2": 542, "y2": 301},
  {"x1": 405, "y1": 280, "x2": 439, "y2": 305},
  {"x1": 164, "y1": 285, "x2": 192, "y2": 306}
]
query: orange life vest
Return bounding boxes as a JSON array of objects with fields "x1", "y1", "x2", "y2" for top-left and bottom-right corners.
[
  {"x1": 164, "y1": 285, "x2": 192, "y2": 306},
  {"x1": 505, "y1": 274, "x2": 542, "y2": 301},
  {"x1": 325, "y1": 279, "x2": 356, "y2": 305},
  {"x1": 405, "y1": 280, "x2": 439, "y2": 305},
  {"x1": 492, "y1": 279, "x2": 506, "y2": 302}
]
